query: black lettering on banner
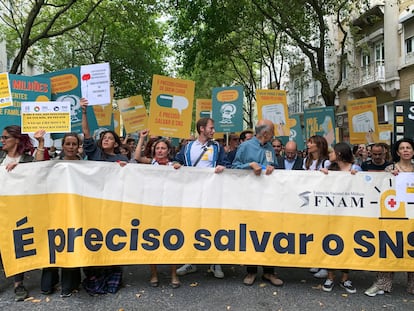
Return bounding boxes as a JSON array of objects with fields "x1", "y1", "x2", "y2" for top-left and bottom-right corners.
[
  {"x1": 47, "y1": 229, "x2": 65, "y2": 264},
  {"x1": 142, "y1": 229, "x2": 160, "y2": 250},
  {"x1": 13, "y1": 217, "x2": 36, "y2": 259},
  {"x1": 194, "y1": 229, "x2": 211, "y2": 250},
  {"x1": 273, "y1": 233, "x2": 295, "y2": 254},
  {"x1": 84, "y1": 228, "x2": 103, "y2": 251},
  {"x1": 354, "y1": 230, "x2": 375, "y2": 257},
  {"x1": 299, "y1": 233, "x2": 314, "y2": 254},
  {"x1": 163, "y1": 229, "x2": 184, "y2": 250},
  {"x1": 106, "y1": 228, "x2": 127, "y2": 251},
  {"x1": 322, "y1": 234, "x2": 344, "y2": 255},
  {"x1": 379, "y1": 231, "x2": 403, "y2": 258},
  {"x1": 407, "y1": 232, "x2": 414, "y2": 258},
  {"x1": 214, "y1": 229, "x2": 236, "y2": 251}
]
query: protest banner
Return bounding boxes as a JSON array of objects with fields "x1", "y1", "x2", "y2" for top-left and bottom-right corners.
[
  {"x1": 304, "y1": 106, "x2": 336, "y2": 147},
  {"x1": 195, "y1": 99, "x2": 212, "y2": 120},
  {"x1": 80, "y1": 62, "x2": 111, "y2": 106},
  {"x1": 118, "y1": 95, "x2": 148, "y2": 134},
  {"x1": 394, "y1": 101, "x2": 414, "y2": 142},
  {"x1": 21, "y1": 101, "x2": 71, "y2": 133},
  {"x1": 0, "y1": 72, "x2": 12, "y2": 108},
  {"x1": 0, "y1": 74, "x2": 51, "y2": 130},
  {"x1": 37, "y1": 65, "x2": 113, "y2": 137},
  {"x1": 289, "y1": 115, "x2": 305, "y2": 150},
  {"x1": 347, "y1": 97, "x2": 379, "y2": 145},
  {"x1": 148, "y1": 75, "x2": 195, "y2": 138},
  {"x1": 1, "y1": 162, "x2": 413, "y2": 276},
  {"x1": 212, "y1": 86, "x2": 244, "y2": 133},
  {"x1": 256, "y1": 89, "x2": 290, "y2": 137}
]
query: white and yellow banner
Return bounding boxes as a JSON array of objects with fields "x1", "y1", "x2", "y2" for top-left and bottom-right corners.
[{"x1": 0, "y1": 161, "x2": 413, "y2": 276}]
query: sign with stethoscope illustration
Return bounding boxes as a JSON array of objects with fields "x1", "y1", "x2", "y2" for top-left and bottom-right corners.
[{"x1": 212, "y1": 86, "x2": 244, "y2": 133}]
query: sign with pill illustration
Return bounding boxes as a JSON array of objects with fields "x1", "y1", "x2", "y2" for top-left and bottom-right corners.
[
  {"x1": 195, "y1": 99, "x2": 212, "y2": 120},
  {"x1": 148, "y1": 75, "x2": 195, "y2": 138},
  {"x1": 256, "y1": 89, "x2": 290, "y2": 137},
  {"x1": 304, "y1": 106, "x2": 336, "y2": 147},
  {"x1": 347, "y1": 97, "x2": 379, "y2": 144},
  {"x1": 212, "y1": 86, "x2": 244, "y2": 133}
]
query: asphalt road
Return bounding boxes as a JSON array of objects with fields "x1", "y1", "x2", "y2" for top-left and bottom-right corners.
[{"x1": 0, "y1": 265, "x2": 413, "y2": 311}]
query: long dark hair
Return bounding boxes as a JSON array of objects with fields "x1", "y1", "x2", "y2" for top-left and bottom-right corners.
[
  {"x1": 3, "y1": 125, "x2": 33, "y2": 155},
  {"x1": 328, "y1": 143, "x2": 354, "y2": 171},
  {"x1": 97, "y1": 130, "x2": 122, "y2": 155},
  {"x1": 304, "y1": 135, "x2": 329, "y2": 170}
]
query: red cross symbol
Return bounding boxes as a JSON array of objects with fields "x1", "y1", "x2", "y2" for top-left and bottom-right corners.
[{"x1": 387, "y1": 198, "x2": 397, "y2": 209}]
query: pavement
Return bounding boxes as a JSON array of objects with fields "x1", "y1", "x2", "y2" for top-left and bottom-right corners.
[{"x1": 0, "y1": 264, "x2": 413, "y2": 311}]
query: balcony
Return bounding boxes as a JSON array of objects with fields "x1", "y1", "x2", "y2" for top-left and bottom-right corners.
[{"x1": 349, "y1": 61, "x2": 385, "y2": 92}]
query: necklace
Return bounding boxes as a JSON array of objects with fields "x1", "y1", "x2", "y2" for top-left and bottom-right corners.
[{"x1": 396, "y1": 162, "x2": 414, "y2": 172}]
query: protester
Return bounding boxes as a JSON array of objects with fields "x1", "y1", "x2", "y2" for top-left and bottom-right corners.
[
  {"x1": 134, "y1": 129, "x2": 181, "y2": 288},
  {"x1": 303, "y1": 135, "x2": 330, "y2": 279},
  {"x1": 80, "y1": 98, "x2": 127, "y2": 295},
  {"x1": 0, "y1": 125, "x2": 35, "y2": 301},
  {"x1": 226, "y1": 129, "x2": 253, "y2": 164},
  {"x1": 80, "y1": 98, "x2": 128, "y2": 164},
  {"x1": 232, "y1": 119, "x2": 283, "y2": 287},
  {"x1": 364, "y1": 138, "x2": 414, "y2": 297},
  {"x1": 174, "y1": 117, "x2": 227, "y2": 278},
  {"x1": 361, "y1": 143, "x2": 390, "y2": 171},
  {"x1": 278, "y1": 140, "x2": 303, "y2": 170},
  {"x1": 37, "y1": 132, "x2": 83, "y2": 297},
  {"x1": 319, "y1": 142, "x2": 360, "y2": 294}
]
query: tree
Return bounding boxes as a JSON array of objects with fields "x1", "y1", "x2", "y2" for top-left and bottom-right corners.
[
  {"x1": 0, "y1": 0, "x2": 104, "y2": 74},
  {"x1": 251, "y1": 0, "x2": 368, "y2": 107},
  {"x1": 37, "y1": 0, "x2": 170, "y2": 101},
  {"x1": 169, "y1": 0, "x2": 290, "y2": 128}
]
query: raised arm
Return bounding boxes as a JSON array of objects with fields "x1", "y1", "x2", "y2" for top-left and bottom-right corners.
[
  {"x1": 134, "y1": 129, "x2": 152, "y2": 164},
  {"x1": 81, "y1": 98, "x2": 91, "y2": 139},
  {"x1": 34, "y1": 129, "x2": 46, "y2": 161}
]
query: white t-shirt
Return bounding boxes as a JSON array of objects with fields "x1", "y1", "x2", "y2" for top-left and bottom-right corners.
[
  {"x1": 1, "y1": 154, "x2": 22, "y2": 166},
  {"x1": 303, "y1": 158, "x2": 331, "y2": 171},
  {"x1": 190, "y1": 140, "x2": 214, "y2": 168}
]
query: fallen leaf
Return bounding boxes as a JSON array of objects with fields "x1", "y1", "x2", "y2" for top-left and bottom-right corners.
[
  {"x1": 32, "y1": 299, "x2": 42, "y2": 303},
  {"x1": 341, "y1": 294, "x2": 348, "y2": 297},
  {"x1": 135, "y1": 294, "x2": 141, "y2": 298},
  {"x1": 312, "y1": 284, "x2": 322, "y2": 290},
  {"x1": 190, "y1": 282, "x2": 199, "y2": 287},
  {"x1": 259, "y1": 282, "x2": 267, "y2": 288},
  {"x1": 300, "y1": 279, "x2": 307, "y2": 283},
  {"x1": 226, "y1": 306, "x2": 231, "y2": 310},
  {"x1": 273, "y1": 292, "x2": 277, "y2": 296},
  {"x1": 46, "y1": 297, "x2": 50, "y2": 302},
  {"x1": 24, "y1": 297, "x2": 34, "y2": 301},
  {"x1": 318, "y1": 301, "x2": 324, "y2": 307}
]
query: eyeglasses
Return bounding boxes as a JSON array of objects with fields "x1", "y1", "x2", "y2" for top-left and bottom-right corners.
[{"x1": 0, "y1": 135, "x2": 12, "y2": 140}]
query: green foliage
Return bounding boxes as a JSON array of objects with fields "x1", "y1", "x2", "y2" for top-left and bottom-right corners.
[{"x1": 1, "y1": 0, "x2": 169, "y2": 103}]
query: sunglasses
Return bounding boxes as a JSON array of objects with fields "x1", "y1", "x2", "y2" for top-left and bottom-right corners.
[{"x1": 0, "y1": 135, "x2": 12, "y2": 140}]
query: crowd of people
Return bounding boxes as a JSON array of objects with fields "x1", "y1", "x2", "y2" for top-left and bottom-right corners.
[{"x1": 1, "y1": 101, "x2": 414, "y2": 301}]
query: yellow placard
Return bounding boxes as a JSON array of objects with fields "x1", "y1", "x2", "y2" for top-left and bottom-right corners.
[
  {"x1": 148, "y1": 75, "x2": 195, "y2": 138},
  {"x1": 195, "y1": 99, "x2": 212, "y2": 120},
  {"x1": 118, "y1": 95, "x2": 148, "y2": 134},
  {"x1": 347, "y1": 97, "x2": 379, "y2": 144},
  {"x1": 0, "y1": 72, "x2": 12, "y2": 108},
  {"x1": 256, "y1": 89, "x2": 290, "y2": 136},
  {"x1": 21, "y1": 102, "x2": 71, "y2": 133}
]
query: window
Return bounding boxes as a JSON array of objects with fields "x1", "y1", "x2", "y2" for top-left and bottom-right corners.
[{"x1": 406, "y1": 37, "x2": 414, "y2": 54}]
